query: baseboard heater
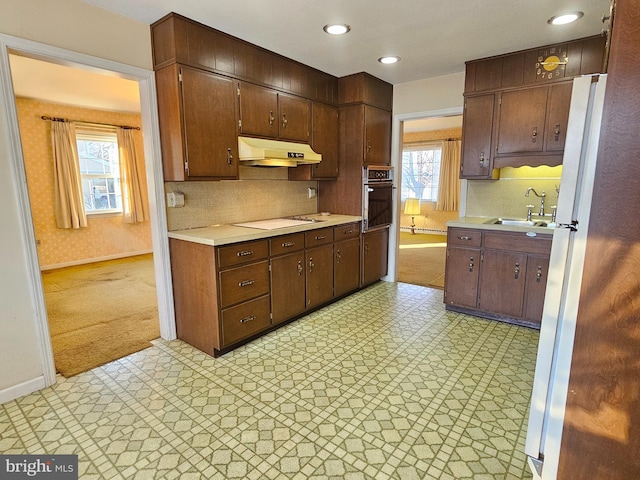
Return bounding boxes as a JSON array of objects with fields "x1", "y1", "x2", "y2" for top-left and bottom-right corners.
[{"x1": 400, "y1": 227, "x2": 447, "y2": 235}]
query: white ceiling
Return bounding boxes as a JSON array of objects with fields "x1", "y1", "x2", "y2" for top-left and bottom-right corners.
[
  {"x1": 8, "y1": 0, "x2": 612, "y2": 118},
  {"x1": 80, "y1": 0, "x2": 612, "y2": 85}
]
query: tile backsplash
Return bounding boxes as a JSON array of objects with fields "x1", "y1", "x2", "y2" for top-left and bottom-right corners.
[
  {"x1": 465, "y1": 166, "x2": 562, "y2": 219},
  {"x1": 165, "y1": 168, "x2": 317, "y2": 231}
]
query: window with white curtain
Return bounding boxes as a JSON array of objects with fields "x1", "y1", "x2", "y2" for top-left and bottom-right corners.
[
  {"x1": 401, "y1": 143, "x2": 442, "y2": 201},
  {"x1": 75, "y1": 129, "x2": 122, "y2": 214}
]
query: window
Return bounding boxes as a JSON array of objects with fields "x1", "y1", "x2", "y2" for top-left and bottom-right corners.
[
  {"x1": 76, "y1": 129, "x2": 122, "y2": 214},
  {"x1": 401, "y1": 144, "x2": 442, "y2": 201}
]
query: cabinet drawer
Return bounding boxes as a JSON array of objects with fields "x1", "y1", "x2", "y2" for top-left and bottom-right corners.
[
  {"x1": 270, "y1": 233, "x2": 305, "y2": 256},
  {"x1": 219, "y1": 260, "x2": 270, "y2": 308},
  {"x1": 334, "y1": 222, "x2": 360, "y2": 241},
  {"x1": 218, "y1": 240, "x2": 269, "y2": 268},
  {"x1": 221, "y1": 295, "x2": 271, "y2": 346},
  {"x1": 306, "y1": 227, "x2": 333, "y2": 247},
  {"x1": 483, "y1": 232, "x2": 552, "y2": 255},
  {"x1": 448, "y1": 228, "x2": 482, "y2": 247}
]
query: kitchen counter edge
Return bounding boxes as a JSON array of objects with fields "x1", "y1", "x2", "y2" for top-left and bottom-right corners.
[
  {"x1": 447, "y1": 216, "x2": 554, "y2": 235},
  {"x1": 168, "y1": 215, "x2": 363, "y2": 246}
]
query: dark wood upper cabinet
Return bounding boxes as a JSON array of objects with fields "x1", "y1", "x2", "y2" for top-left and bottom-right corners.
[
  {"x1": 289, "y1": 102, "x2": 339, "y2": 180},
  {"x1": 238, "y1": 82, "x2": 310, "y2": 142},
  {"x1": 460, "y1": 94, "x2": 496, "y2": 178},
  {"x1": 155, "y1": 64, "x2": 238, "y2": 181},
  {"x1": 151, "y1": 12, "x2": 338, "y2": 104},
  {"x1": 461, "y1": 35, "x2": 605, "y2": 174}
]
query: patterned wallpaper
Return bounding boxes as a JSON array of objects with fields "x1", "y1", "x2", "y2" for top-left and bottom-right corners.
[
  {"x1": 16, "y1": 98, "x2": 152, "y2": 269},
  {"x1": 401, "y1": 128, "x2": 462, "y2": 233}
]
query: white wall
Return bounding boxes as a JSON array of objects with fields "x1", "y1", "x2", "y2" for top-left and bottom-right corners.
[
  {"x1": 0, "y1": 0, "x2": 153, "y2": 400},
  {"x1": 393, "y1": 71, "x2": 465, "y2": 115}
]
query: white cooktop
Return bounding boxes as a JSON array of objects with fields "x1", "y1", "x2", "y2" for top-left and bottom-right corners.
[{"x1": 233, "y1": 218, "x2": 314, "y2": 230}]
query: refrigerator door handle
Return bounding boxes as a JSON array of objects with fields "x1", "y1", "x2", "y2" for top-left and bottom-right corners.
[{"x1": 557, "y1": 220, "x2": 579, "y2": 231}]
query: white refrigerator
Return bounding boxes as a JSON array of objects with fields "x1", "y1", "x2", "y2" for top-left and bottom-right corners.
[{"x1": 524, "y1": 74, "x2": 608, "y2": 479}]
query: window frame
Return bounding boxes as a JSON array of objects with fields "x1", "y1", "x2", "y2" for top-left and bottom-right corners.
[
  {"x1": 401, "y1": 141, "x2": 443, "y2": 202},
  {"x1": 75, "y1": 127, "x2": 123, "y2": 215}
]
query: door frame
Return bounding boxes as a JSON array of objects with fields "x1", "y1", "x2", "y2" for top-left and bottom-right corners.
[
  {"x1": 390, "y1": 107, "x2": 464, "y2": 282},
  {"x1": 0, "y1": 33, "x2": 176, "y2": 388}
]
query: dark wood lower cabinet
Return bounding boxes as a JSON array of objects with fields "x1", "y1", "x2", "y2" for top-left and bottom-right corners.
[
  {"x1": 270, "y1": 252, "x2": 306, "y2": 324},
  {"x1": 306, "y1": 244, "x2": 334, "y2": 308},
  {"x1": 362, "y1": 228, "x2": 389, "y2": 286},
  {"x1": 444, "y1": 227, "x2": 551, "y2": 327},
  {"x1": 478, "y1": 250, "x2": 528, "y2": 318},
  {"x1": 170, "y1": 221, "x2": 377, "y2": 356},
  {"x1": 444, "y1": 246, "x2": 480, "y2": 309},
  {"x1": 334, "y1": 237, "x2": 360, "y2": 297}
]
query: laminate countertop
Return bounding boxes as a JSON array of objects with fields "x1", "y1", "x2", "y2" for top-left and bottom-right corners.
[
  {"x1": 168, "y1": 214, "x2": 362, "y2": 247},
  {"x1": 447, "y1": 216, "x2": 555, "y2": 235}
]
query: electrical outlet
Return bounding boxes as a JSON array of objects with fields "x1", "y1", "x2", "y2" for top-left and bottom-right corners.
[{"x1": 308, "y1": 187, "x2": 317, "y2": 199}]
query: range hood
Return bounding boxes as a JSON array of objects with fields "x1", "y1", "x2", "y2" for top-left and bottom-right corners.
[{"x1": 238, "y1": 136, "x2": 322, "y2": 167}]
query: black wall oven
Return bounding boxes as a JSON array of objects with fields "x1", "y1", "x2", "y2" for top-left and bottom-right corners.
[{"x1": 362, "y1": 166, "x2": 394, "y2": 232}]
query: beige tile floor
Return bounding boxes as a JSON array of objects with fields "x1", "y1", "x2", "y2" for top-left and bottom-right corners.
[{"x1": 0, "y1": 282, "x2": 537, "y2": 479}]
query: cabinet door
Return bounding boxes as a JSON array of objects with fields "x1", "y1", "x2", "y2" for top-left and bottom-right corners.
[
  {"x1": 239, "y1": 82, "x2": 279, "y2": 138},
  {"x1": 310, "y1": 102, "x2": 339, "y2": 178},
  {"x1": 461, "y1": 94, "x2": 495, "y2": 178},
  {"x1": 544, "y1": 82, "x2": 572, "y2": 152},
  {"x1": 522, "y1": 254, "x2": 550, "y2": 325},
  {"x1": 270, "y1": 252, "x2": 306, "y2": 324},
  {"x1": 444, "y1": 246, "x2": 480, "y2": 309},
  {"x1": 306, "y1": 244, "x2": 334, "y2": 308},
  {"x1": 181, "y1": 66, "x2": 239, "y2": 179},
  {"x1": 478, "y1": 250, "x2": 527, "y2": 318},
  {"x1": 362, "y1": 228, "x2": 389, "y2": 286},
  {"x1": 364, "y1": 105, "x2": 391, "y2": 165},
  {"x1": 496, "y1": 87, "x2": 548, "y2": 154},
  {"x1": 334, "y1": 237, "x2": 360, "y2": 298},
  {"x1": 278, "y1": 93, "x2": 310, "y2": 142}
]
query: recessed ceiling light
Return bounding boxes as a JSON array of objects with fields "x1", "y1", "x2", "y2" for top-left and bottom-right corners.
[
  {"x1": 323, "y1": 24, "x2": 350, "y2": 35},
  {"x1": 378, "y1": 56, "x2": 400, "y2": 64},
  {"x1": 548, "y1": 11, "x2": 584, "y2": 25}
]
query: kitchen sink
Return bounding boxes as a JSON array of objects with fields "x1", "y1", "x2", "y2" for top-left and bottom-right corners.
[{"x1": 486, "y1": 218, "x2": 549, "y2": 227}]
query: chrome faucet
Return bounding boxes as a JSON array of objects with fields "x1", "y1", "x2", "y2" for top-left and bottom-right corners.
[{"x1": 525, "y1": 187, "x2": 546, "y2": 216}]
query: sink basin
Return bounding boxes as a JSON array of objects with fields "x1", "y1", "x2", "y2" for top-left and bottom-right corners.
[{"x1": 486, "y1": 218, "x2": 549, "y2": 227}]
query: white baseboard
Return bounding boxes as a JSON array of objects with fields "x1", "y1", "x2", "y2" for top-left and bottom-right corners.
[
  {"x1": 0, "y1": 376, "x2": 46, "y2": 405},
  {"x1": 40, "y1": 249, "x2": 153, "y2": 271}
]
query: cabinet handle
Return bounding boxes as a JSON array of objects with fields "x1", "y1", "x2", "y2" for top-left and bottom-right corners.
[
  {"x1": 514, "y1": 263, "x2": 520, "y2": 280},
  {"x1": 532, "y1": 126, "x2": 538, "y2": 142},
  {"x1": 227, "y1": 148, "x2": 233, "y2": 166},
  {"x1": 343, "y1": 229, "x2": 353, "y2": 234},
  {"x1": 282, "y1": 113, "x2": 288, "y2": 129},
  {"x1": 314, "y1": 235, "x2": 326, "y2": 241},
  {"x1": 269, "y1": 111, "x2": 274, "y2": 127},
  {"x1": 309, "y1": 258, "x2": 314, "y2": 273},
  {"x1": 281, "y1": 241, "x2": 296, "y2": 248},
  {"x1": 238, "y1": 279, "x2": 255, "y2": 287},
  {"x1": 458, "y1": 236, "x2": 472, "y2": 241},
  {"x1": 468, "y1": 256, "x2": 475, "y2": 272},
  {"x1": 239, "y1": 315, "x2": 256, "y2": 324},
  {"x1": 554, "y1": 124, "x2": 561, "y2": 141},
  {"x1": 536, "y1": 265, "x2": 543, "y2": 283},
  {"x1": 336, "y1": 249, "x2": 341, "y2": 264},
  {"x1": 236, "y1": 250, "x2": 253, "y2": 257},
  {"x1": 297, "y1": 260, "x2": 303, "y2": 276},
  {"x1": 366, "y1": 141, "x2": 372, "y2": 155},
  {"x1": 364, "y1": 243, "x2": 369, "y2": 255},
  {"x1": 479, "y1": 152, "x2": 485, "y2": 167}
]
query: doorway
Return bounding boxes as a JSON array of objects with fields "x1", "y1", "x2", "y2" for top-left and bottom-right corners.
[
  {"x1": 0, "y1": 34, "x2": 174, "y2": 388},
  {"x1": 9, "y1": 53, "x2": 162, "y2": 376},
  {"x1": 394, "y1": 114, "x2": 463, "y2": 288}
]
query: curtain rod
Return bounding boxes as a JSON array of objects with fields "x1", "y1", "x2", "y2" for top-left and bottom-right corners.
[
  {"x1": 403, "y1": 137, "x2": 461, "y2": 145},
  {"x1": 40, "y1": 115, "x2": 140, "y2": 130}
]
